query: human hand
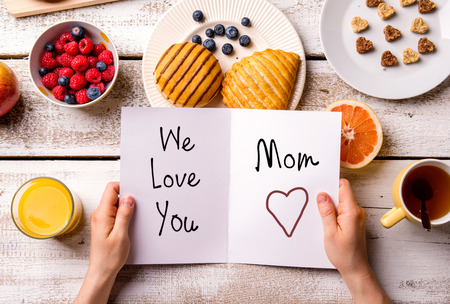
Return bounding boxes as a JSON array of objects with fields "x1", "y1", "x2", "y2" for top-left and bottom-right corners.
[
  {"x1": 88, "y1": 182, "x2": 135, "y2": 278},
  {"x1": 75, "y1": 182, "x2": 135, "y2": 304},
  {"x1": 316, "y1": 178, "x2": 368, "y2": 277},
  {"x1": 316, "y1": 178, "x2": 391, "y2": 304}
]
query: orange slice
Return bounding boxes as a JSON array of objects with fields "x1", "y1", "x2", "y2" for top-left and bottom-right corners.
[{"x1": 325, "y1": 99, "x2": 383, "y2": 169}]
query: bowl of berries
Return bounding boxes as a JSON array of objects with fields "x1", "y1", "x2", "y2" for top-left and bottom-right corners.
[{"x1": 29, "y1": 21, "x2": 118, "y2": 107}]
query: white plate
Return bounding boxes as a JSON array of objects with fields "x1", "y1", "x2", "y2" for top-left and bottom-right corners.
[
  {"x1": 320, "y1": 0, "x2": 450, "y2": 100},
  {"x1": 142, "y1": 0, "x2": 306, "y2": 109}
]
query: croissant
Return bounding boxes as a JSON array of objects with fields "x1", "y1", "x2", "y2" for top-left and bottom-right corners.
[
  {"x1": 154, "y1": 42, "x2": 223, "y2": 107},
  {"x1": 221, "y1": 49, "x2": 300, "y2": 109}
]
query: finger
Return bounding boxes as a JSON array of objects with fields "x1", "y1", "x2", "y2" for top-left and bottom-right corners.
[
  {"x1": 317, "y1": 192, "x2": 337, "y2": 233},
  {"x1": 337, "y1": 178, "x2": 358, "y2": 211},
  {"x1": 97, "y1": 182, "x2": 120, "y2": 214},
  {"x1": 112, "y1": 196, "x2": 135, "y2": 235}
]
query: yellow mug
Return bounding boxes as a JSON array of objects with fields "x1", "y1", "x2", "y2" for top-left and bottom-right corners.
[
  {"x1": 380, "y1": 159, "x2": 450, "y2": 228},
  {"x1": 11, "y1": 177, "x2": 83, "y2": 239}
]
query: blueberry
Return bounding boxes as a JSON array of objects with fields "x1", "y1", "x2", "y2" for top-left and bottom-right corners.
[
  {"x1": 239, "y1": 35, "x2": 251, "y2": 47},
  {"x1": 192, "y1": 10, "x2": 204, "y2": 22},
  {"x1": 58, "y1": 76, "x2": 70, "y2": 87},
  {"x1": 64, "y1": 93, "x2": 76, "y2": 104},
  {"x1": 71, "y1": 25, "x2": 85, "y2": 40},
  {"x1": 205, "y1": 28, "x2": 215, "y2": 38},
  {"x1": 222, "y1": 43, "x2": 233, "y2": 55},
  {"x1": 45, "y1": 43, "x2": 54, "y2": 52},
  {"x1": 225, "y1": 26, "x2": 239, "y2": 39},
  {"x1": 87, "y1": 87, "x2": 101, "y2": 100},
  {"x1": 192, "y1": 35, "x2": 202, "y2": 45},
  {"x1": 203, "y1": 39, "x2": 216, "y2": 52},
  {"x1": 241, "y1": 17, "x2": 251, "y2": 27},
  {"x1": 39, "y1": 67, "x2": 49, "y2": 76},
  {"x1": 214, "y1": 24, "x2": 225, "y2": 36},
  {"x1": 96, "y1": 61, "x2": 107, "y2": 72}
]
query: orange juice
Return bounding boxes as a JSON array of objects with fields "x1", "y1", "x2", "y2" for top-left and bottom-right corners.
[{"x1": 11, "y1": 177, "x2": 82, "y2": 238}]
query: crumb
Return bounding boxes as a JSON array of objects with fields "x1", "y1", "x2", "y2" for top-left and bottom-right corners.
[
  {"x1": 418, "y1": 0, "x2": 436, "y2": 13},
  {"x1": 381, "y1": 51, "x2": 398, "y2": 66},
  {"x1": 351, "y1": 16, "x2": 369, "y2": 33},
  {"x1": 356, "y1": 37, "x2": 374, "y2": 53},
  {"x1": 377, "y1": 3, "x2": 395, "y2": 20},
  {"x1": 403, "y1": 48, "x2": 420, "y2": 63},
  {"x1": 384, "y1": 25, "x2": 401, "y2": 42},
  {"x1": 410, "y1": 17, "x2": 428, "y2": 33},
  {"x1": 400, "y1": 0, "x2": 416, "y2": 6},
  {"x1": 418, "y1": 37, "x2": 435, "y2": 53},
  {"x1": 367, "y1": 0, "x2": 383, "y2": 7}
]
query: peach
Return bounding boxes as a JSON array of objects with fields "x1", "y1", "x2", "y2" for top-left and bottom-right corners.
[{"x1": 0, "y1": 61, "x2": 20, "y2": 117}]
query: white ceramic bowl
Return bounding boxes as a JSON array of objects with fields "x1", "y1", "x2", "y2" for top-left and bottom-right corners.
[{"x1": 29, "y1": 21, "x2": 119, "y2": 108}]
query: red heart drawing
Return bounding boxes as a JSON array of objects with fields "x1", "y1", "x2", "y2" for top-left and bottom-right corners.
[{"x1": 266, "y1": 187, "x2": 309, "y2": 238}]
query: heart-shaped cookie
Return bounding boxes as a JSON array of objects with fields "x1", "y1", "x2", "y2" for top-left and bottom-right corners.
[
  {"x1": 377, "y1": 3, "x2": 395, "y2": 20},
  {"x1": 384, "y1": 25, "x2": 401, "y2": 42},
  {"x1": 366, "y1": 0, "x2": 383, "y2": 7},
  {"x1": 381, "y1": 51, "x2": 398, "y2": 67},
  {"x1": 418, "y1": 37, "x2": 435, "y2": 53},
  {"x1": 356, "y1": 37, "x2": 374, "y2": 54},
  {"x1": 403, "y1": 48, "x2": 420, "y2": 64},
  {"x1": 410, "y1": 17, "x2": 428, "y2": 34},
  {"x1": 351, "y1": 16, "x2": 369, "y2": 33},
  {"x1": 266, "y1": 187, "x2": 309, "y2": 238},
  {"x1": 419, "y1": 0, "x2": 436, "y2": 13},
  {"x1": 400, "y1": 0, "x2": 416, "y2": 6}
]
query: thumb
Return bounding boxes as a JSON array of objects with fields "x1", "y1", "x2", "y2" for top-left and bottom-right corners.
[
  {"x1": 114, "y1": 196, "x2": 135, "y2": 232},
  {"x1": 317, "y1": 193, "x2": 337, "y2": 233}
]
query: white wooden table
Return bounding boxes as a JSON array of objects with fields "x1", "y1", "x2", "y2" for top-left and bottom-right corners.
[{"x1": 1, "y1": 0, "x2": 449, "y2": 303}]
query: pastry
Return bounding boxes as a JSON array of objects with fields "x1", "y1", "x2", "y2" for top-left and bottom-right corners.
[
  {"x1": 154, "y1": 42, "x2": 223, "y2": 107},
  {"x1": 221, "y1": 49, "x2": 300, "y2": 109}
]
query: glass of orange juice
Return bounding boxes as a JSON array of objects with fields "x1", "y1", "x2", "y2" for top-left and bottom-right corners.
[{"x1": 11, "y1": 177, "x2": 83, "y2": 239}]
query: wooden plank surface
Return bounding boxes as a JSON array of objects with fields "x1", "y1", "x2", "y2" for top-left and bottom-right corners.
[
  {"x1": 0, "y1": 59, "x2": 449, "y2": 158},
  {"x1": 0, "y1": 0, "x2": 324, "y2": 58},
  {"x1": 4, "y1": 0, "x2": 120, "y2": 18},
  {"x1": 1, "y1": 160, "x2": 449, "y2": 303}
]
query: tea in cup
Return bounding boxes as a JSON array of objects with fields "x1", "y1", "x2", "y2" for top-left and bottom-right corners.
[
  {"x1": 381, "y1": 159, "x2": 450, "y2": 228},
  {"x1": 11, "y1": 177, "x2": 83, "y2": 239}
]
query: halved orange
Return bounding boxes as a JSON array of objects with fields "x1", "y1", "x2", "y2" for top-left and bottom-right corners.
[{"x1": 325, "y1": 99, "x2": 383, "y2": 169}]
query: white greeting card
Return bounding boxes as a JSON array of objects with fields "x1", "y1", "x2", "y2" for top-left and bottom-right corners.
[{"x1": 120, "y1": 107, "x2": 341, "y2": 268}]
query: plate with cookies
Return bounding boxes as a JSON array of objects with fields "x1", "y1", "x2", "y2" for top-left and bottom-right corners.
[
  {"x1": 142, "y1": 0, "x2": 306, "y2": 110},
  {"x1": 320, "y1": 0, "x2": 450, "y2": 99}
]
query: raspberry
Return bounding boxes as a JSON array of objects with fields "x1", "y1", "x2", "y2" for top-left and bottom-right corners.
[
  {"x1": 79, "y1": 38, "x2": 94, "y2": 54},
  {"x1": 58, "y1": 53, "x2": 75, "y2": 68},
  {"x1": 71, "y1": 55, "x2": 89, "y2": 72},
  {"x1": 89, "y1": 82, "x2": 106, "y2": 94},
  {"x1": 76, "y1": 88, "x2": 90, "y2": 104},
  {"x1": 93, "y1": 43, "x2": 106, "y2": 57},
  {"x1": 85, "y1": 68, "x2": 102, "y2": 84},
  {"x1": 53, "y1": 67, "x2": 63, "y2": 76},
  {"x1": 87, "y1": 56, "x2": 99, "y2": 69},
  {"x1": 98, "y1": 50, "x2": 114, "y2": 65},
  {"x1": 70, "y1": 73, "x2": 87, "y2": 90},
  {"x1": 42, "y1": 72, "x2": 59, "y2": 89},
  {"x1": 52, "y1": 85, "x2": 67, "y2": 101},
  {"x1": 64, "y1": 41, "x2": 79, "y2": 56},
  {"x1": 60, "y1": 32, "x2": 74, "y2": 45},
  {"x1": 40, "y1": 52, "x2": 58, "y2": 70},
  {"x1": 101, "y1": 65, "x2": 115, "y2": 82},
  {"x1": 54, "y1": 40, "x2": 65, "y2": 54},
  {"x1": 59, "y1": 67, "x2": 74, "y2": 78}
]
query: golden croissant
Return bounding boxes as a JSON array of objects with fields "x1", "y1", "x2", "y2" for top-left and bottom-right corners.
[
  {"x1": 221, "y1": 49, "x2": 300, "y2": 109},
  {"x1": 154, "y1": 42, "x2": 223, "y2": 108}
]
